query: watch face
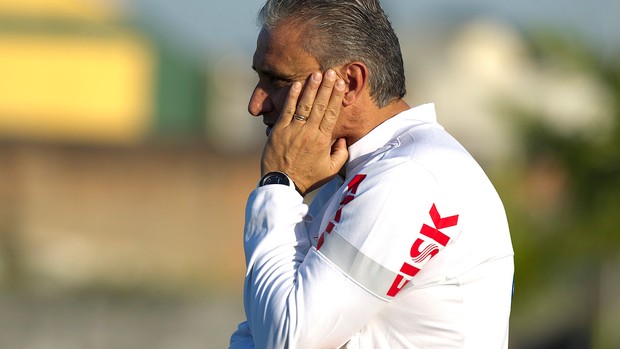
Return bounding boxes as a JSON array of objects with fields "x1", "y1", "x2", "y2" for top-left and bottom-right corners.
[
  {"x1": 267, "y1": 176, "x2": 283, "y2": 185},
  {"x1": 261, "y1": 172, "x2": 290, "y2": 187}
]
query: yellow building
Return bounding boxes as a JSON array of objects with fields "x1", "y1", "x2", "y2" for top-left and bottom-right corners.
[{"x1": 0, "y1": 0, "x2": 206, "y2": 145}]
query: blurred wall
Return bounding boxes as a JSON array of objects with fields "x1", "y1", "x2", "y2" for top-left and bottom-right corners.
[
  {"x1": 0, "y1": 0, "x2": 155, "y2": 144},
  {"x1": 0, "y1": 2, "x2": 249, "y2": 347}
]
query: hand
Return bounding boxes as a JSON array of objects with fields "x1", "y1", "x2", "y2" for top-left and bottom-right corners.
[{"x1": 261, "y1": 70, "x2": 348, "y2": 196}]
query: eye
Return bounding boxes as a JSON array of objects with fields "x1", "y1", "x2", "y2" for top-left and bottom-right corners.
[{"x1": 270, "y1": 77, "x2": 292, "y2": 88}]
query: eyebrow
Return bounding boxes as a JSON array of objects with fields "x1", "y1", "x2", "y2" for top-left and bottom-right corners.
[{"x1": 251, "y1": 65, "x2": 298, "y2": 82}]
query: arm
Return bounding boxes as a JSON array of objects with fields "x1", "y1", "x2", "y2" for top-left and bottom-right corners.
[
  {"x1": 229, "y1": 177, "x2": 343, "y2": 349},
  {"x1": 243, "y1": 183, "x2": 387, "y2": 348},
  {"x1": 243, "y1": 71, "x2": 384, "y2": 348}
]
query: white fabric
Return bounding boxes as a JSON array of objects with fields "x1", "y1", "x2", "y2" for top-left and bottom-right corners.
[{"x1": 230, "y1": 104, "x2": 514, "y2": 349}]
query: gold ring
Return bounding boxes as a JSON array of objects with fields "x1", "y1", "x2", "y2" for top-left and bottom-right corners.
[{"x1": 293, "y1": 113, "x2": 308, "y2": 122}]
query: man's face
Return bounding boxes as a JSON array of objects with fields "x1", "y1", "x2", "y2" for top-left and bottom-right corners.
[{"x1": 249, "y1": 23, "x2": 321, "y2": 137}]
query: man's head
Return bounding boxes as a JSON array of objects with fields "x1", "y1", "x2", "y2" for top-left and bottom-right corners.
[
  {"x1": 249, "y1": 0, "x2": 406, "y2": 139},
  {"x1": 258, "y1": 0, "x2": 406, "y2": 107}
]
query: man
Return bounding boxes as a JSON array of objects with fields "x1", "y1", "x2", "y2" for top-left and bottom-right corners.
[{"x1": 230, "y1": 0, "x2": 514, "y2": 348}]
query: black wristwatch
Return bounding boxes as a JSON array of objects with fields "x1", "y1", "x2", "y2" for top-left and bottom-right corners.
[{"x1": 259, "y1": 171, "x2": 295, "y2": 189}]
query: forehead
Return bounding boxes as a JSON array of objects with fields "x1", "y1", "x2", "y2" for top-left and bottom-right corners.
[{"x1": 253, "y1": 23, "x2": 320, "y2": 77}]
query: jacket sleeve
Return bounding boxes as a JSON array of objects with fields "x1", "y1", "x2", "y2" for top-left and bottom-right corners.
[{"x1": 241, "y1": 181, "x2": 388, "y2": 349}]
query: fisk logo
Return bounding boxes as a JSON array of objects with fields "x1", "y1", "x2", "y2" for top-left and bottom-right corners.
[
  {"x1": 386, "y1": 204, "x2": 459, "y2": 297},
  {"x1": 317, "y1": 174, "x2": 366, "y2": 250}
]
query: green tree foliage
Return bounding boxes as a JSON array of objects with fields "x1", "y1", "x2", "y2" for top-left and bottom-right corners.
[
  {"x1": 512, "y1": 32, "x2": 619, "y2": 260},
  {"x1": 501, "y1": 32, "x2": 620, "y2": 348}
]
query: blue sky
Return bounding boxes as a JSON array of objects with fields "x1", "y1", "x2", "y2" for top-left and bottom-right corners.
[{"x1": 122, "y1": 0, "x2": 619, "y2": 58}]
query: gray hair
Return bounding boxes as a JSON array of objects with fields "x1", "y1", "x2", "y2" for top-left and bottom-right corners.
[{"x1": 258, "y1": 0, "x2": 406, "y2": 107}]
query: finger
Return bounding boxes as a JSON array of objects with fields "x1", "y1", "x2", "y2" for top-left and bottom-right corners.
[
  {"x1": 276, "y1": 82, "x2": 302, "y2": 127},
  {"x1": 319, "y1": 78, "x2": 345, "y2": 134},
  {"x1": 293, "y1": 72, "x2": 322, "y2": 122},
  {"x1": 330, "y1": 137, "x2": 349, "y2": 170},
  {"x1": 306, "y1": 69, "x2": 337, "y2": 127}
]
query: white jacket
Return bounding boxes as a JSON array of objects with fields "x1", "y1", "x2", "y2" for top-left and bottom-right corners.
[{"x1": 230, "y1": 104, "x2": 514, "y2": 348}]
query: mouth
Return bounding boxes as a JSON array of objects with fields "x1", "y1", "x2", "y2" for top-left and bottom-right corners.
[{"x1": 262, "y1": 116, "x2": 276, "y2": 137}]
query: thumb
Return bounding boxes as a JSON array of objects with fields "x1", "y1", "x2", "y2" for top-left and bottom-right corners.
[{"x1": 330, "y1": 138, "x2": 349, "y2": 169}]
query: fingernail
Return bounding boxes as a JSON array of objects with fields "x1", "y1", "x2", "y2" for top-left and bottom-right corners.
[
  {"x1": 312, "y1": 72, "x2": 322, "y2": 82},
  {"x1": 325, "y1": 70, "x2": 336, "y2": 80},
  {"x1": 336, "y1": 79, "x2": 345, "y2": 90},
  {"x1": 292, "y1": 82, "x2": 301, "y2": 91}
]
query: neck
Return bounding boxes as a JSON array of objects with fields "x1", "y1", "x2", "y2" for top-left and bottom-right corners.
[{"x1": 344, "y1": 98, "x2": 410, "y2": 146}]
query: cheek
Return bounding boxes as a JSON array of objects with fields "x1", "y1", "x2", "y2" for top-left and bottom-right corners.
[{"x1": 271, "y1": 88, "x2": 290, "y2": 111}]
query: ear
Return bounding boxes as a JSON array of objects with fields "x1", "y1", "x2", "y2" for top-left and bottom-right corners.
[{"x1": 341, "y1": 62, "x2": 368, "y2": 107}]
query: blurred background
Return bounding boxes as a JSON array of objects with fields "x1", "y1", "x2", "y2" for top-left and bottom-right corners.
[{"x1": 0, "y1": 0, "x2": 618, "y2": 348}]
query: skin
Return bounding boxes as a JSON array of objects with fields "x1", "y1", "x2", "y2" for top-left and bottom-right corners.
[{"x1": 248, "y1": 21, "x2": 409, "y2": 195}]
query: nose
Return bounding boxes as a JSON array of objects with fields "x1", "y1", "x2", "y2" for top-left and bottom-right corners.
[{"x1": 248, "y1": 85, "x2": 274, "y2": 117}]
